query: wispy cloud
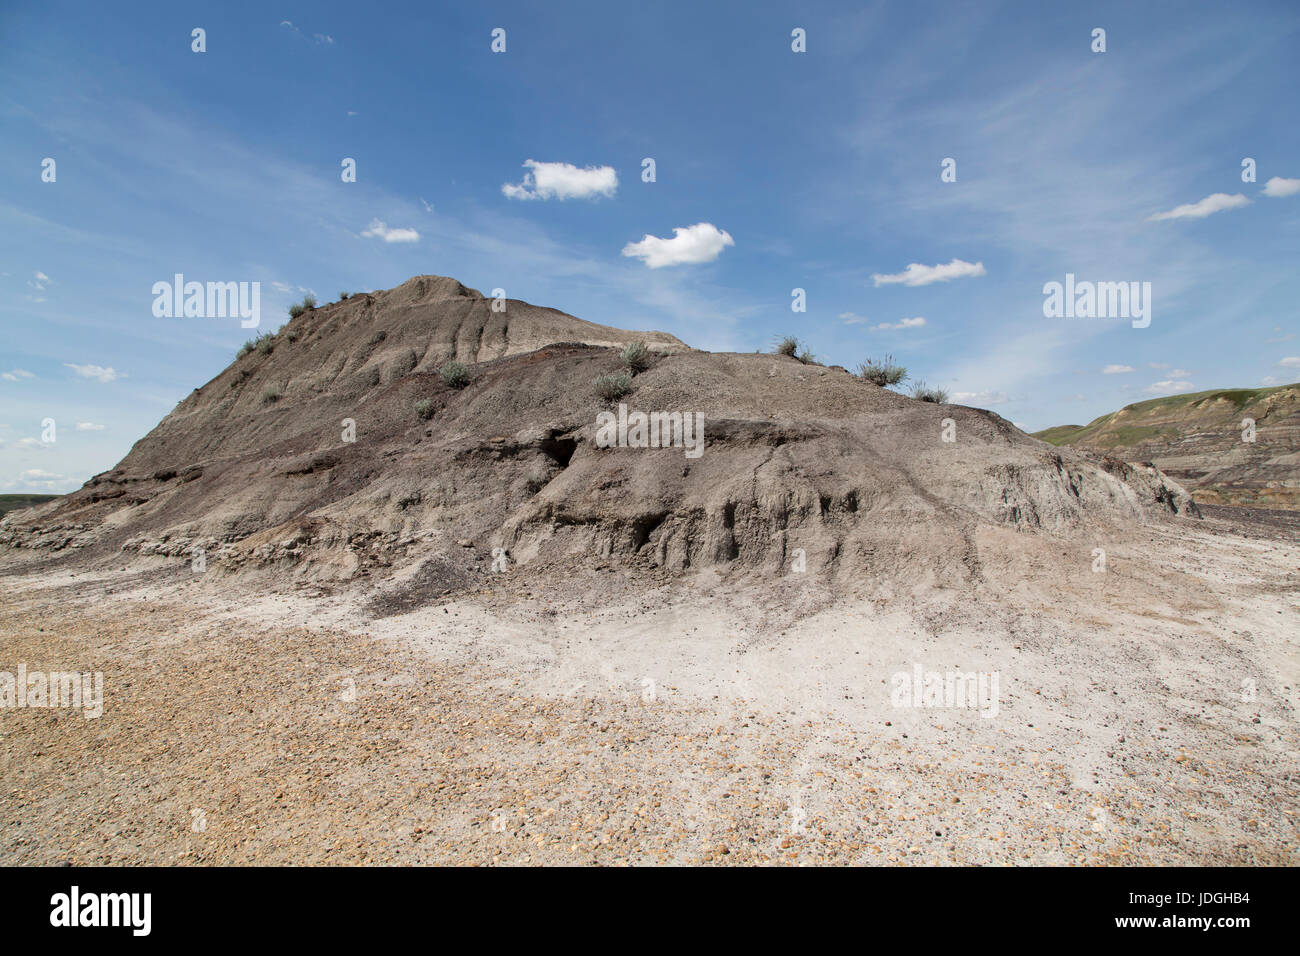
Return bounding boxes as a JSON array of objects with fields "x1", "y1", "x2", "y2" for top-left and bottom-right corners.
[
  {"x1": 64, "y1": 363, "x2": 120, "y2": 383},
  {"x1": 279, "y1": 20, "x2": 334, "y2": 45},
  {"x1": 1146, "y1": 379, "x2": 1196, "y2": 394},
  {"x1": 361, "y1": 219, "x2": 420, "y2": 243},
  {"x1": 869, "y1": 316, "x2": 927, "y2": 331},
  {"x1": 75, "y1": 422, "x2": 106, "y2": 431},
  {"x1": 2, "y1": 369, "x2": 35, "y2": 382},
  {"x1": 1146, "y1": 192, "x2": 1250, "y2": 221},
  {"x1": 1102, "y1": 364, "x2": 1134, "y2": 374},
  {"x1": 1278, "y1": 356, "x2": 1300, "y2": 368},
  {"x1": 872, "y1": 258, "x2": 985, "y2": 287},
  {"x1": 621, "y1": 223, "x2": 733, "y2": 268},
  {"x1": 502, "y1": 160, "x2": 617, "y2": 201},
  {"x1": 953, "y1": 390, "x2": 1008, "y2": 405}
]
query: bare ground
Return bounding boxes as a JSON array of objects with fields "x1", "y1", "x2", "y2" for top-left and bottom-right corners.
[{"x1": 0, "y1": 509, "x2": 1296, "y2": 866}]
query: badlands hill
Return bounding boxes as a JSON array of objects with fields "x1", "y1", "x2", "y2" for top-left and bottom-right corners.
[
  {"x1": 0, "y1": 275, "x2": 1199, "y2": 603},
  {"x1": 1035, "y1": 384, "x2": 1300, "y2": 510}
]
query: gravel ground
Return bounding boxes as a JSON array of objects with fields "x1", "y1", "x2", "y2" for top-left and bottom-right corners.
[{"x1": 1, "y1": 513, "x2": 1296, "y2": 866}]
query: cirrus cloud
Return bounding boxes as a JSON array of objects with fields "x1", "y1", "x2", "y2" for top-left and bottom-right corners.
[{"x1": 621, "y1": 222, "x2": 734, "y2": 268}]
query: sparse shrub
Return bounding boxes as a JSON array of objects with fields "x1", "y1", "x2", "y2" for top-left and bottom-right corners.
[
  {"x1": 285, "y1": 329, "x2": 299, "y2": 344},
  {"x1": 256, "y1": 333, "x2": 274, "y2": 356},
  {"x1": 260, "y1": 383, "x2": 282, "y2": 404},
  {"x1": 857, "y1": 354, "x2": 908, "y2": 387},
  {"x1": 395, "y1": 348, "x2": 418, "y2": 377},
  {"x1": 363, "y1": 366, "x2": 381, "y2": 388},
  {"x1": 440, "y1": 360, "x2": 470, "y2": 389},
  {"x1": 796, "y1": 347, "x2": 818, "y2": 365},
  {"x1": 911, "y1": 381, "x2": 949, "y2": 404},
  {"x1": 368, "y1": 330, "x2": 387, "y2": 347},
  {"x1": 339, "y1": 291, "x2": 350, "y2": 301},
  {"x1": 774, "y1": 336, "x2": 799, "y2": 357},
  {"x1": 620, "y1": 341, "x2": 652, "y2": 374},
  {"x1": 237, "y1": 340, "x2": 254, "y2": 359},
  {"x1": 288, "y1": 294, "x2": 316, "y2": 319},
  {"x1": 415, "y1": 398, "x2": 435, "y2": 420},
  {"x1": 593, "y1": 371, "x2": 633, "y2": 401}
]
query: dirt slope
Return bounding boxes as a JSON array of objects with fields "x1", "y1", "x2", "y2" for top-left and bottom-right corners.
[{"x1": 1, "y1": 275, "x2": 1199, "y2": 606}]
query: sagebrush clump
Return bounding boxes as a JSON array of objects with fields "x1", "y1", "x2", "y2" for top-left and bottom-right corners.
[
  {"x1": 255, "y1": 333, "x2": 274, "y2": 356},
  {"x1": 620, "y1": 341, "x2": 652, "y2": 374},
  {"x1": 593, "y1": 371, "x2": 633, "y2": 401},
  {"x1": 774, "y1": 336, "x2": 799, "y2": 357},
  {"x1": 287, "y1": 294, "x2": 316, "y2": 320},
  {"x1": 857, "y1": 354, "x2": 908, "y2": 387},
  {"x1": 414, "y1": 398, "x2": 435, "y2": 420},
  {"x1": 911, "y1": 381, "x2": 949, "y2": 403},
  {"x1": 260, "y1": 383, "x2": 282, "y2": 404},
  {"x1": 440, "y1": 360, "x2": 470, "y2": 389}
]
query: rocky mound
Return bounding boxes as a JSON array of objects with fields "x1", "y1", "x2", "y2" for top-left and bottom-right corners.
[
  {"x1": 0, "y1": 276, "x2": 1199, "y2": 603},
  {"x1": 1035, "y1": 384, "x2": 1300, "y2": 509}
]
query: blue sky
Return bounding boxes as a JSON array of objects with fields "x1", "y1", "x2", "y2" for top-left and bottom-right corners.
[{"x1": 2, "y1": 0, "x2": 1298, "y2": 493}]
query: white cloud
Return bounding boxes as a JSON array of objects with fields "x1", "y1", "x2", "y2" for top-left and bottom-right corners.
[
  {"x1": 872, "y1": 258, "x2": 986, "y2": 287},
  {"x1": 1146, "y1": 192, "x2": 1250, "y2": 221},
  {"x1": 840, "y1": 312, "x2": 869, "y2": 325},
  {"x1": 1146, "y1": 380, "x2": 1196, "y2": 394},
  {"x1": 1260, "y1": 376, "x2": 1279, "y2": 386},
  {"x1": 1012, "y1": 422, "x2": 1028, "y2": 430},
  {"x1": 1168, "y1": 368, "x2": 1191, "y2": 379},
  {"x1": 870, "y1": 316, "x2": 927, "y2": 331},
  {"x1": 502, "y1": 160, "x2": 618, "y2": 201},
  {"x1": 14, "y1": 437, "x2": 47, "y2": 450},
  {"x1": 21, "y1": 469, "x2": 62, "y2": 480},
  {"x1": 621, "y1": 222, "x2": 734, "y2": 268},
  {"x1": 64, "y1": 363, "x2": 120, "y2": 383},
  {"x1": 2, "y1": 369, "x2": 34, "y2": 382},
  {"x1": 420, "y1": 197, "x2": 435, "y2": 213},
  {"x1": 280, "y1": 20, "x2": 333, "y2": 45},
  {"x1": 1278, "y1": 356, "x2": 1300, "y2": 368},
  {"x1": 75, "y1": 422, "x2": 105, "y2": 431},
  {"x1": 1102, "y1": 364, "x2": 1134, "y2": 374},
  {"x1": 361, "y1": 219, "x2": 420, "y2": 243},
  {"x1": 953, "y1": 390, "x2": 1008, "y2": 405},
  {"x1": 1148, "y1": 362, "x2": 1170, "y2": 370},
  {"x1": 1262, "y1": 176, "x2": 1300, "y2": 198}
]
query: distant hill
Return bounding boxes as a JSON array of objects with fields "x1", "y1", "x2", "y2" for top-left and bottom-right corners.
[
  {"x1": 1034, "y1": 384, "x2": 1300, "y2": 509},
  {"x1": 0, "y1": 494, "x2": 59, "y2": 518}
]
